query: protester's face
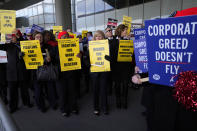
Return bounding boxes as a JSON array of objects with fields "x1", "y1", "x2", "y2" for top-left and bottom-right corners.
[
  {"x1": 105, "y1": 28, "x2": 112, "y2": 37},
  {"x1": 121, "y1": 28, "x2": 128, "y2": 37},
  {"x1": 44, "y1": 33, "x2": 51, "y2": 42},
  {"x1": 95, "y1": 34, "x2": 103, "y2": 40},
  {"x1": 11, "y1": 36, "x2": 17, "y2": 43},
  {"x1": 27, "y1": 35, "x2": 32, "y2": 40},
  {"x1": 67, "y1": 29, "x2": 71, "y2": 32},
  {"x1": 79, "y1": 38, "x2": 82, "y2": 42},
  {"x1": 35, "y1": 34, "x2": 43, "y2": 43}
]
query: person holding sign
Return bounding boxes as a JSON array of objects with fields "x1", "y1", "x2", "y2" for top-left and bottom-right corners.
[
  {"x1": 110, "y1": 24, "x2": 135, "y2": 109},
  {"x1": 43, "y1": 30, "x2": 58, "y2": 47},
  {"x1": 32, "y1": 32, "x2": 58, "y2": 113},
  {"x1": 53, "y1": 31, "x2": 80, "y2": 117},
  {"x1": 90, "y1": 30, "x2": 110, "y2": 115},
  {"x1": 0, "y1": 34, "x2": 33, "y2": 113}
]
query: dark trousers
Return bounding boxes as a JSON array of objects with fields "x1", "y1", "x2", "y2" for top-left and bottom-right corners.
[
  {"x1": 0, "y1": 81, "x2": 7, "y2": 104},
  {"x1": 114, "y1": 80, "x2": 128, "y2": 108},
  {"x1": 34, "y1": 81, "x2": 57, "y2": 110},
  {"x1": 8, "y1": 81, "x2": 31, "y2": 110},
  {"x1": 91, "y1": 72, "x2": 110, "y2": 111},
  {"x1": 56, "y1": 77, "x2": 78, "y2": 113}
]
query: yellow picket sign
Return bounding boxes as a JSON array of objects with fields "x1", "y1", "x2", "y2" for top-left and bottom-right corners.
[
  {"x1": 1, "y1": 33, "x2": 6, "y2": 42},
  {"x1": 20, "y1": 40, "x2": 44, "y2": 69},
  {"x1": 58, "y1": 38, "x2": 81, "y2": 71},
  {"x1": 82, "y1": 30, "x2": 88, "y2": 39},
  {"x1": 89, "y1": 40, "x2": 111, "y2": 72},
  {"x1": 68, "y1": 32, "x2": 77, "y2": 38},
  {"x1": 0, "y1": 10, "x2": 16, "y2": 34},
  {"x1": 53, "y1": 26, "x2": 63, "y2": 34},
  {"x1": 117, "y1": 40, "x2": 134, "y2": 62},
  {"x1": 122, "y1": 16, "x2": 132, "y2": 35}
]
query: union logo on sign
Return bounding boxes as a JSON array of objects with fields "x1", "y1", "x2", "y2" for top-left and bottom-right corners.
[{"x1": 153, "y1": 74, "x2": 160, "y2": 80}]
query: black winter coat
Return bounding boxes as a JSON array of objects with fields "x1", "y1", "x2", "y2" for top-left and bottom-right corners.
[
  {"x1": 0, "y1": 63, "x2": 7, "y2": 83},
  {"x1": 0, "y1": 43, "x2": 30, "y2": 82},
  {"x1": 108, "y1": 37, "x2": 135, "y2": 82}
]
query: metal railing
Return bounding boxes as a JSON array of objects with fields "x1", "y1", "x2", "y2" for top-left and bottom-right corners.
[{"x1": 0, "y1": 98, "x2": 20, "y2": 131}]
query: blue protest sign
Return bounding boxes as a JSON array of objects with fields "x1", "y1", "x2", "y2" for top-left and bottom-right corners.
[
  {"x1": 145, "y1": 15, "x2": 197, "y2": 86},
  {"x1": 31, "y1": 24, "x2": 44, "y2": 33},
  {"x1": 25, "y1": 28, "x2": 31, "y2": 34},
  {"x1": 134, "y1": 28, "x2": 146, "y2": 40},
  {"x1": 134, "y1": 38, "x2": 148, "y2": 73}
]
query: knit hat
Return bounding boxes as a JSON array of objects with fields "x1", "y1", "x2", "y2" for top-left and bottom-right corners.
[{"x1": 58, "y1": 31, "x2": 69, "y2": 39}]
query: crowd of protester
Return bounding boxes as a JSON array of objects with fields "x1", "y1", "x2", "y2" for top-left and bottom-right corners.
[
  {"x1": 0, "y1": 24, "x2": 136, "y2": 117},
  {"x1": 0, "y1": 13, "x2": 196, "y2": 131}
]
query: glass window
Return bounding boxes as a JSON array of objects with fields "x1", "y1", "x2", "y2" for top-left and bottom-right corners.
[
  {"x1": 116, "y1": 8, "x2": 128, "y2": 23},
  {"x1": 86, "y1": 0, "x2": 94, "y2": 14},
  {"x1": 183, "y1": 0, "x2": 197, "y2": 9},
  {"x1": 129, "y1": 4, "x2": 143, "y2": 21},
  {"x1": 38, "y1": 15, "x2": 44, "y2": 24},
  {"x1": 34, "y1": 16, "x2": 39, "y2": 25},
  {"x1": 144, "y1": 0, "x2": 160, "y2": 20},
  {"x1": 95, "y1": 0, "x2": 104, "y2": 13},
  {"x1": 45, "y1": 24, "x2": 53, "y2": 30},
  {"x1": 44, "y1": 0, "x2": 53, "y2": 3},
  {"x1": 76, "y1": 17, "x2": 86, "y2": 32},
  {"x1": 44, "y1": 4, "x2": 54, "y2": 13},
  {"x1": 105, "y1": 10, "x2": 116, "y2": 25},
  {"x1": 95, "y1": 13, "x2": 104, "y2": 27},
  {"x1": 38, "y1": 4, "x2": 43, "y2": 14},
  {"x1": 33, "y1": 6, "x2": 38, "y2": 16},
  {"x1": 105, "y1": 2, "x2": 113, "y2": 10},
  {"x1": 86, "y1": 15, "x2": 95, "y2": 28},
  {"x1": 44, "y1": 14, "x2": 54, "y2": 23},
  {"x1": 28, "y1": 8, "x2": 33, "y2": 17},
  {"x1": 77, "y1": 0, "x2": 85, "y2": 16},
  {"x1": 29, "y1": 17, "x2": 34, "y2": 26}
]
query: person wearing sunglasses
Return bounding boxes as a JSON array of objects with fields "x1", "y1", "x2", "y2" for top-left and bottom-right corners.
[{"x1": 105, "y1": 27, "x2": 113, "y2": 40}]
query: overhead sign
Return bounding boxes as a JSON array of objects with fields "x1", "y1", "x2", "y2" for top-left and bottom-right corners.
[{"x1": 145, "y1": 15, "x2": 197, "y2": 86}]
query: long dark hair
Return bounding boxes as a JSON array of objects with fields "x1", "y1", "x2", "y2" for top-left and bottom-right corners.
[{"x1": 115, "y1": 24, "x2": 128, "y2": 37}]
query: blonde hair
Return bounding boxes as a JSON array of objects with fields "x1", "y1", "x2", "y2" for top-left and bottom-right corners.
[{"x1": 93, "y1": 30, "x2": 105, "y2": 40}]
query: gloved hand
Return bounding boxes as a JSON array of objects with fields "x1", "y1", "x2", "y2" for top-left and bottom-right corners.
[{"x1": 104, "y1": 55, "x2": 112, "y2": 61}]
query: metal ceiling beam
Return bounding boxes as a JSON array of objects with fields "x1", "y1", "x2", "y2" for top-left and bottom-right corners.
[{"x1": 0, "y1": 0, "x2": 43, "y2": 10}]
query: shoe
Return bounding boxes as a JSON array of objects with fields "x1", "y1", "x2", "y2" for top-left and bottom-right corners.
[
  {"x1": 62, "y1": 112, "x2": 70, "y2": 117},
  {"x1": 72, "y1": 109, "x2": 79, "y2": 115},
  {"x1": 94, "y1": 110, "x2": 100, "y2": 116}
]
